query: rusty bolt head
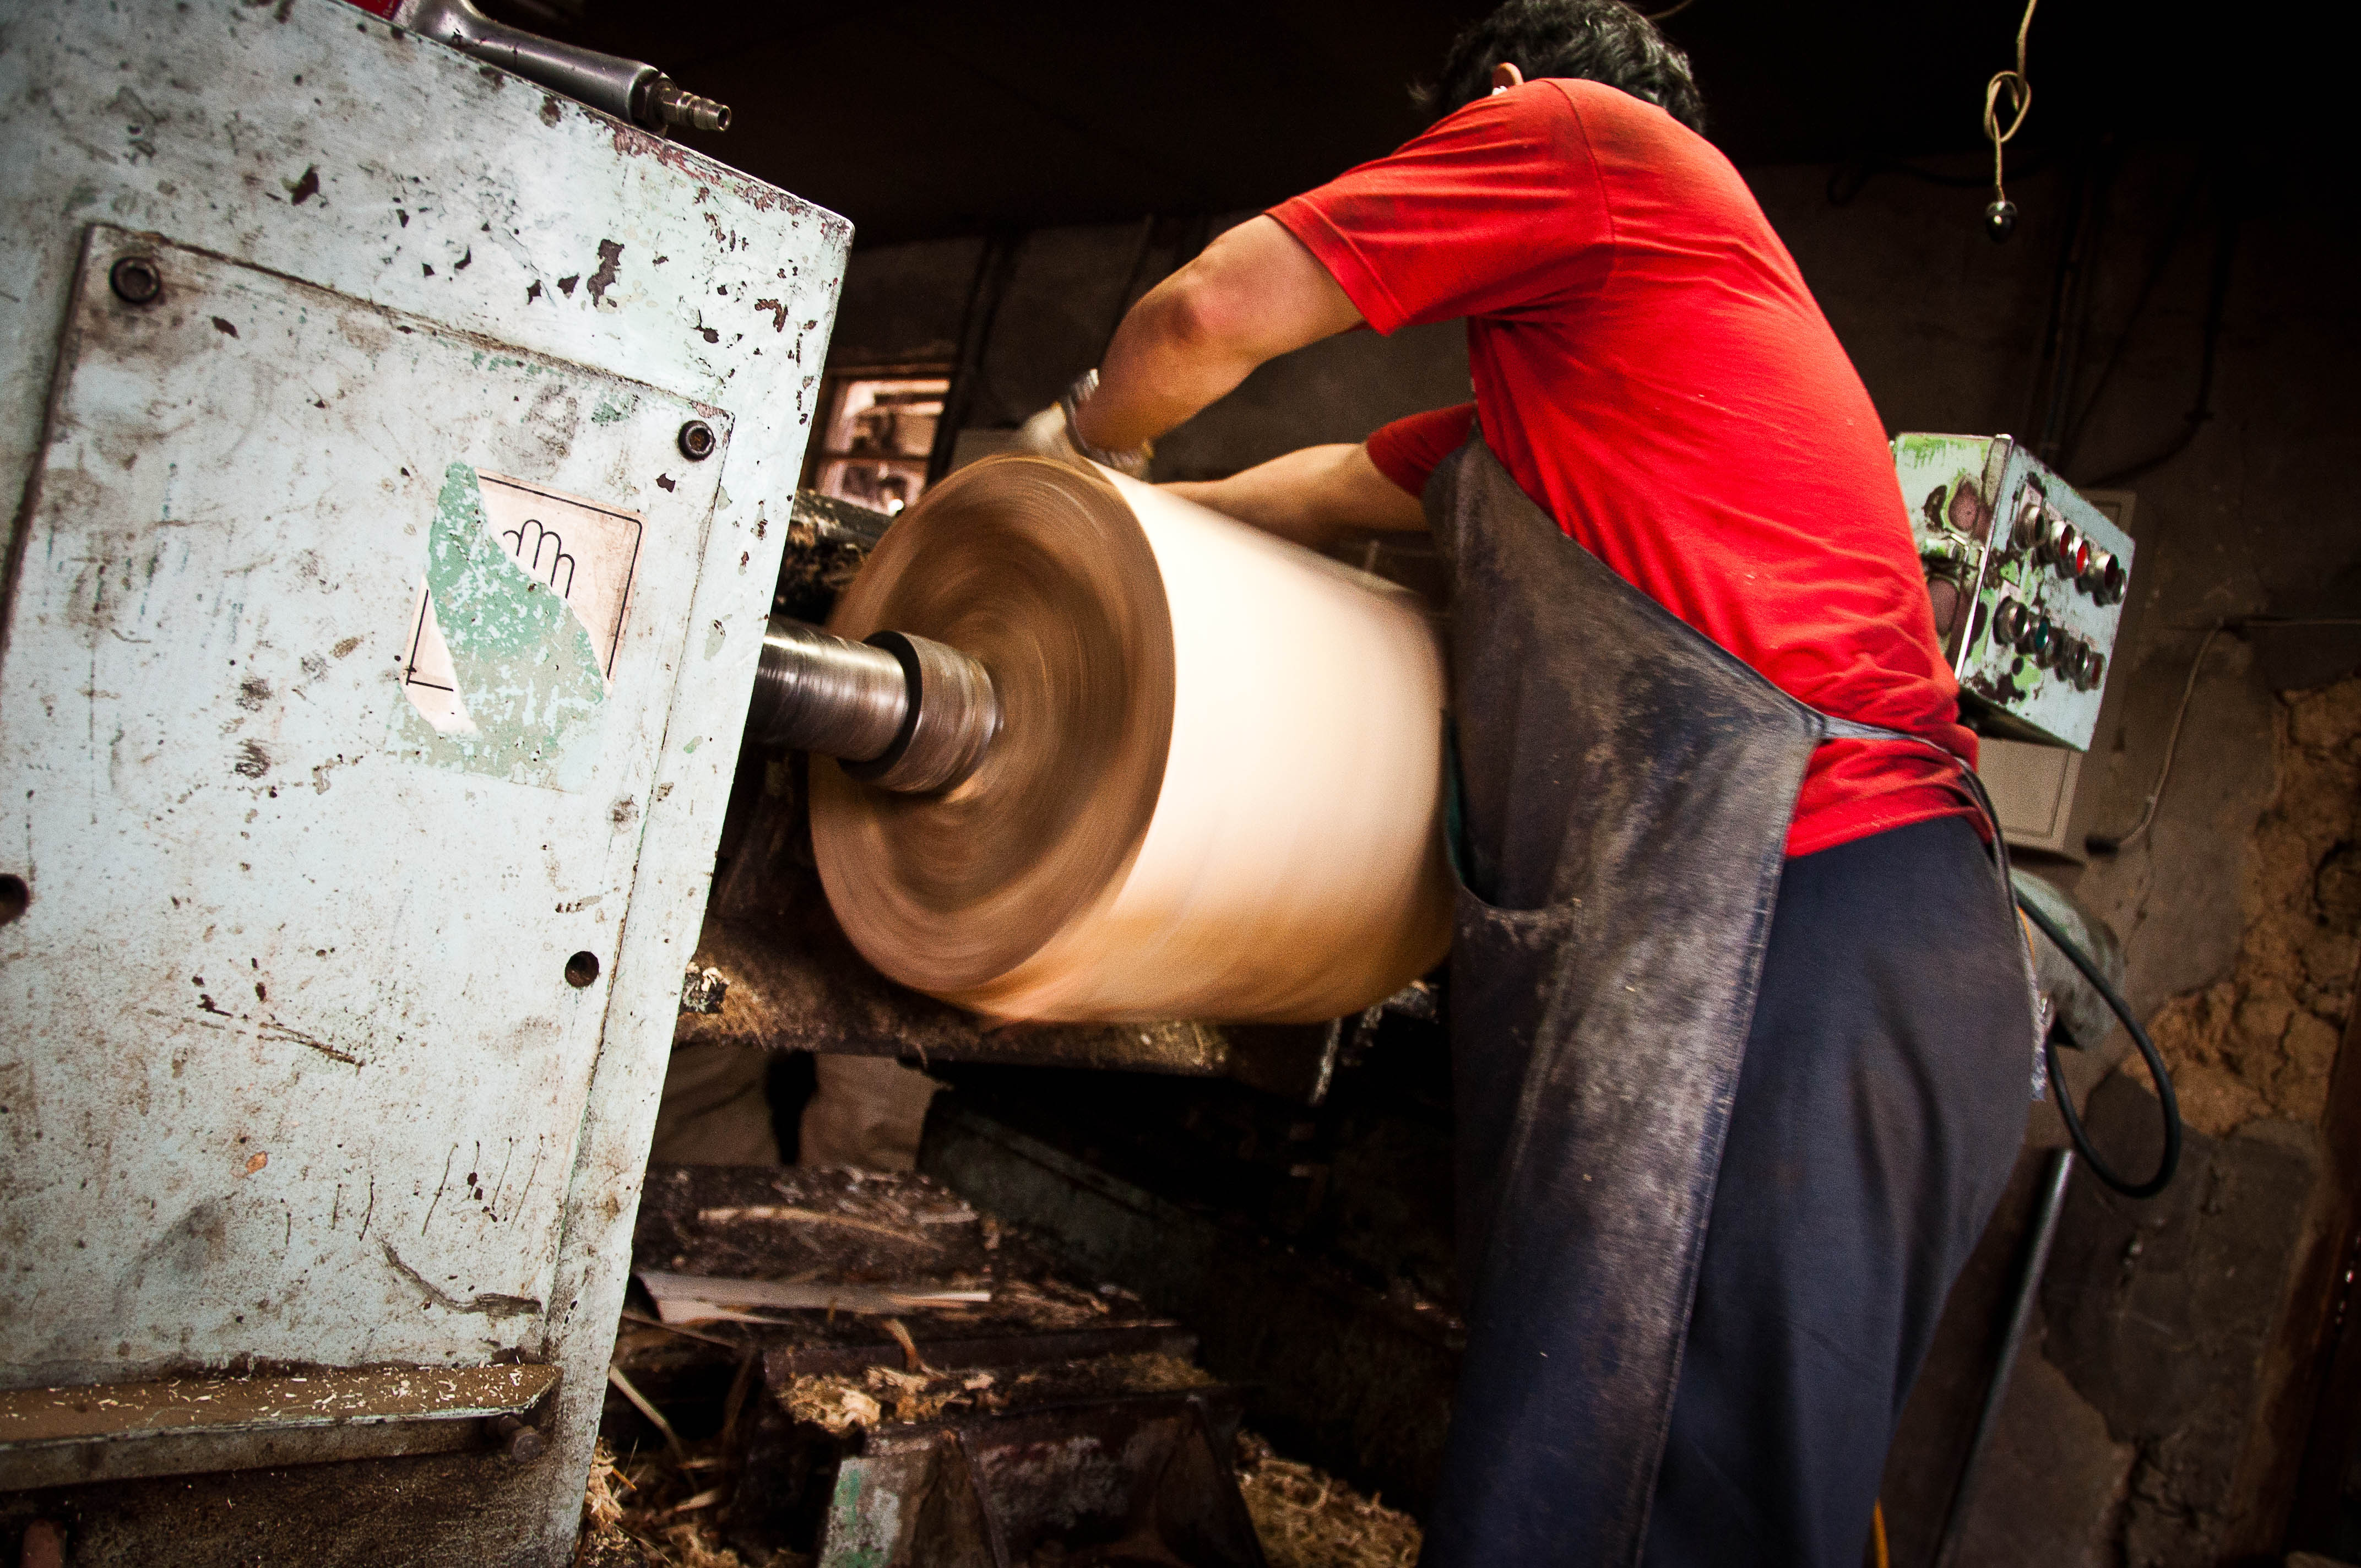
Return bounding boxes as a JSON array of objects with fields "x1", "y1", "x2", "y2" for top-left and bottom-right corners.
[
  {"x1": 491, "y1": 1414, "x2": 545, "y2": 1464},
  {"x1": 110, "y1": 255, "x2": 163, "y2": 305},
  {"x1": 677, "y1": 420, "x2": 717, "y2": 461}
]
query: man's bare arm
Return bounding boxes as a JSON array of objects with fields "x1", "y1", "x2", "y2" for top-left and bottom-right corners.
[
  {"x1": 1071, "y1": 215, "x2": 1363, "y2": 454},
  {"x1": 1164, "y1": 443, "x2": 1425, "y2": 551}
]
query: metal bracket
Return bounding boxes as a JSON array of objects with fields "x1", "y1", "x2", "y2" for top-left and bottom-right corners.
[{"x1": 0, "y1": 1364, "x2": 559, "y2": 1490}]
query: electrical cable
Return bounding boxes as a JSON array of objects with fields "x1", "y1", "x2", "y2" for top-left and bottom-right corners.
[
  {"x1": 2082, "y1": 202, "x2": 2242, "y2": 490},
  {"x1": 2086, "y1": 617, "x2": 2361, "y2": 855},
  {"x1": 1980, "y1": 0, "x2": 2040, "y2": 239},
  {"x1": 2059, "y1": 169, "x2": 2207, "y2": 474},
  {"x1": 2084, "y1": 621, "x2": 2223, "y2": 855},
  {"x1": 2018, "y1": 890, "x2": 2181, "y2": 1198}
]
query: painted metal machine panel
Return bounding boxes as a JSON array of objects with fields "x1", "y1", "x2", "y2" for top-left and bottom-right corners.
[
  {"x1": 0, "y1": 1, "x2": 848, "y2": 1557},
  {"x1": 1893, "y1": 433, "x2": 2133, "y2": 750},
  {"x1": 2, "y1": 224, "x2": 726, "y2": 1379}
]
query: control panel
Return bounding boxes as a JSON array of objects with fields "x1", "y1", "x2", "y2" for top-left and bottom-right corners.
[{"x1": 1893, "y1": 433, "x2": 2132, "y2": 751}]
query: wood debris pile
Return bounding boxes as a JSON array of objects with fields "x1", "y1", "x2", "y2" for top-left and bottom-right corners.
[
  {"x1": 1234, "y1": 1431, "x2": 1423, "y2": 1568},
  {"x1": 785, "y1": 1350, "x2": 1213, "y2": 1432},
  {"x1": 576, "y1": 1437, "x2": 807, "y2": 1568}
]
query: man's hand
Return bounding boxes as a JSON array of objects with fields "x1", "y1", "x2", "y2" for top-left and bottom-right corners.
[
  {"x1": 1165, "y1": 443, "x2": 1425, "y2": 551},
  {"x1": 1072, "y1": 216, "x2": 1364, "y2": 456}
]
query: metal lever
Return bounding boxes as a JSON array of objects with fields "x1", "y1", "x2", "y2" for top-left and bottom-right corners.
[
  {"x1": 751, "y1": 616, "x2": 1000, "y2": 794},
  {"x1": 391, "y1": 0, "x2": 731, "y2": 133}
]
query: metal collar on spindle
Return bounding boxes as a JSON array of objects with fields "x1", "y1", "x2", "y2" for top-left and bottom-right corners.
[{"x1": 750, "y1": 616, "x2": 999, "y2": 794}]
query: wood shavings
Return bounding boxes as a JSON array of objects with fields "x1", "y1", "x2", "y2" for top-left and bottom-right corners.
[
  {"x1": 636, "y1": 1269, "x2": 991, "y2": 1323},
  {"x1": 575, "y1": 1435, "x2": 809, "y2": 1568},
  {"x1": 607, "y1": 1365, "x2": 686, "y2": 1461},
  {"x1": 1235, "y1": 1431, "x2": 1421, "y2": 1568},
  {"x1": 698, "y1": 1203, "x2": 943, "y2": 1249},
  {"x1": 778, "y1": 1352, "x2": 1213, "y2": 1433},
  {"x1": 782, "y1": 1375, "x2": 883, "y2": 1434},
  {"x1": 881, "y1": 1315, "x2": 931, "y2": 1372},
  {"x1": 583, "y1": 1437, "x2": 631, "y2": 1535}
]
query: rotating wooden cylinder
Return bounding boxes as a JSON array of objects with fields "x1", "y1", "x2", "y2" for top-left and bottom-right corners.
[{"x1": 810, "y1": 455, "x2": 1451, "y2": 1023}]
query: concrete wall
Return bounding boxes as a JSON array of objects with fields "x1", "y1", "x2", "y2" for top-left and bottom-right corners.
[{"x1": 824, "y1": 145, "x2": 2361, "y2": 1562}]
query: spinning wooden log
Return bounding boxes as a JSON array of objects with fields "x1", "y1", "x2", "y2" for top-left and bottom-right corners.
[{"x1": 750, "y1": 455, "x2": 1449, "y2": 1024}]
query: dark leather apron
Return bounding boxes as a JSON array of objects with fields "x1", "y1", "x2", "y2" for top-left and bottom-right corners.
[{"x1": 1419, "y1": 438, "x2": 2035, "y2": 1566}]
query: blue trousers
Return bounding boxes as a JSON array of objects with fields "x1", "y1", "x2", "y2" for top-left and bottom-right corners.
[{"x1": 1641, "y1": 815, "x2": 2030, "y2": 1565}]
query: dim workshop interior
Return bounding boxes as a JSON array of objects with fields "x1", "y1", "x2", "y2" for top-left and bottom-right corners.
[{"x1": 1, "y1": 1, "x2": 2356, "y2": 1564}]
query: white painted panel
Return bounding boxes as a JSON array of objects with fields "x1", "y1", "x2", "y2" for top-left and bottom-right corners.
[
  {"x1": 0, "y1": 4, "x2": 846, "y2": 1550},
  {"x1": 0, "y1": 229, "x2": 724, "y2": 1382}
]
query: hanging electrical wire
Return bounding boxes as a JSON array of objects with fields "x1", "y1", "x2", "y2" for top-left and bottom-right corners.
[
  {"x1": 2087, "y1": 617, "x2": 2361, "y2": 855},
  {"x1": 1982, "y1": 0, "x2": 2040, "y2": 240},
  {"x1": 2022, "y1": 891, "x2": 2180, "y2": 1198}
]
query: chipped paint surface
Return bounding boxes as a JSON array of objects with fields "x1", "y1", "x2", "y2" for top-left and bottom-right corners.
[
  {"x1": 390, "y1": 464, "x2": 612, "y2": 788},
  {"x1": 0, "y1": 227, "x2": 721, "y2": 1383},
  {"x1": 819, "y1": 1458, "x2": 905, "y2": 1568},
  {"x1": 0, "y1": 2, "x2": 845, "y2": 1559}
]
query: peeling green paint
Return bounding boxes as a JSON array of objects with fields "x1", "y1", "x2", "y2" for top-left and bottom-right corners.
[
  {"x1": 818, "y1": 1461, "x2": 895, "y2": 1568},
  {"x1": 388, "y1": 463, "x2": 608, "y2": 790},
  {"x1": 590, "y1": 394, "x2": 638, "y2": 425},
  {"x1": 1891, "y1": 431, "x2": 1984, "y2": 465}
]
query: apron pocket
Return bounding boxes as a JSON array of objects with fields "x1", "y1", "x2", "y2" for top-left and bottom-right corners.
[{"x1": 1448, "y1": 876, "x2": 1580, "y2": 1051}]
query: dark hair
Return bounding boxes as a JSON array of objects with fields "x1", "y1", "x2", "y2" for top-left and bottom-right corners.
[{"x1": 1420, "y1": 0, "x2": 1706, "y2": 133}]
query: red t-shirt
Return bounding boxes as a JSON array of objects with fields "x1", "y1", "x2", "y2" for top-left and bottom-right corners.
[{"x1": 1269, "y1": 79, "x2": 1977, "y2": 858}]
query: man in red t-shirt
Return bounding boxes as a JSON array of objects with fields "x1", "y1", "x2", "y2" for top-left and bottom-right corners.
[{"x1": 1022, "y1": 3, "x2": 2032, "y2": 1561}]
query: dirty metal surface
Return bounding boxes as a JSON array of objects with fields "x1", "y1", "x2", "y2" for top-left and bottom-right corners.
[
  {"x1": 677, "y1": 911, "x2": 1243, "y2": 1076},
  {"x1": 0, "y1": 1363, "x2": 556, "y2": 1490},
  {"x1": 0, "y1": 1445, "x2": 577, "y2": 1567},
  {"x1": 1, "y1": 226, "x2": 720, "y2": 1380},
  {"x1": 0, "y1": 2, "x2": 847, "y2": 1559}
]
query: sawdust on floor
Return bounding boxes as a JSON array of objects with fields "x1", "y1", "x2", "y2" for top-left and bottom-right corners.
[
  {"x1": 1234, "y1": 1431, "x2": 1423, "y2": 1568},
  {"x1": 577, "y1": 1437, "x2": 807, "y2": 1568},
  {"x1": 577, "y1": 1420, "x2": 1424, "y2": 1568},
  {"x1": 2146, "y1": 676, "x2": 2360, "y2": 1135}
]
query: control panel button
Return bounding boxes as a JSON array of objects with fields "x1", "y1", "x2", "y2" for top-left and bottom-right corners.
[
  {"x1": 2013, "y1": 495, "x2": 2044, "y2": 551},
  {"x1": 2079, "y1": 547, "x2": 2114, "y2": 598}
]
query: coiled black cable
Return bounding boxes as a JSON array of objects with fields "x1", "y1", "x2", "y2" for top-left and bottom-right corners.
[{"x1": 2017, "y1": 889, "x2": 2182, "y2": 1198}]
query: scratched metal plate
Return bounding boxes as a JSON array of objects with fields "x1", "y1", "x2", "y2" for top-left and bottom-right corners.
[
  {"x1": 0, "y1": 226, "x2": 725, "y2": 1378},
  {"x1": 0, "y1": 2, "x2": 846, "y2": 1551}
]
